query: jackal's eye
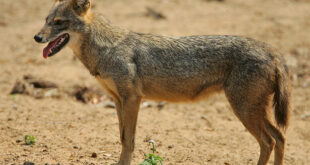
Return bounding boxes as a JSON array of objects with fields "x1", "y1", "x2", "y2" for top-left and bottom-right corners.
[
  {"x1": 54, "y1": 18, "x2": 69, "y2": 26},
  {"x1": 54, "y1": 19, "x2": 65, "y2": 25}
]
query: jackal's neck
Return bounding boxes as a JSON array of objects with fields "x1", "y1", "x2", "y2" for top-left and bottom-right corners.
[
  {"x1": 68, "y1": 13, "x2": 129, "y2": 76},
  {"x1": 88, "y1": 13, "x2": 129, "y2": 47},
  {"x1": 69, "y1": 13, "x2": 128, "y2": 56}
]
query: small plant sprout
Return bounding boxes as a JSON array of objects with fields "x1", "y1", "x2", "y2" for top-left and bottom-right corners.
[
  {"x1": 24, "y1": 135, "x2": 36, "y2": 145},
  {"x1": 140, "y1": 140, "x2": 163, "y2": 165}
]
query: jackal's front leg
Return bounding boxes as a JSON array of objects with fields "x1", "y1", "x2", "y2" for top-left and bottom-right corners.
[{"x1": 114, "y1": 95, "x2": 141, "y2": 165}]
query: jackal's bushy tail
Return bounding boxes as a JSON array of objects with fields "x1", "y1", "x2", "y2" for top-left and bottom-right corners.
[{"x1": 273, "y1": 64, "x2": 291, "y2": 130}]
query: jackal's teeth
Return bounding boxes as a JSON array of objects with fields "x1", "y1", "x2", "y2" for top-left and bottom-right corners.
[{"x1": 59, "y1": 37, "x2": 65, "y2": 44}]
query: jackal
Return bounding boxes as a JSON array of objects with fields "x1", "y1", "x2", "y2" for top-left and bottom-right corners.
[{"x1": 34, "y1": 0, "x2": 291, "y2": 165}]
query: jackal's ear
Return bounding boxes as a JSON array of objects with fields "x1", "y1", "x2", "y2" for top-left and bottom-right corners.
[{"x1": 72, "y1": 0, "x2": 91, "y2": 15}]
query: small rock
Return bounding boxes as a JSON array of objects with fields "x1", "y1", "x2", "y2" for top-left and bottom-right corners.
[
  {"x1": 104, "y1": 101, "x2": 116, "y2": 108},
  {"x1": 103, "y1": 153, "x2": 112, "y2": 157},
  {"x1": 91, "y1": 152, "x2": 97, "y2": 158},
  {"x1": 145, "y1": 7, "x2": 166, "y2": 20},
  {"x1": 91, "y1": 97, "x2": 99, "y2": 104},
  {"x1": 72, "y1": 86, "x2": 104, "y2": 104},
  {"x1": 13, "y1": 104, "x2": 18, "y2": 110},
  {"x1": 141, "y1": 102, "x2": 152, "y2": 109},
  {"x1": 29, "y1": 80, "x2": 58, "y2": 89},
  {"x1": 23, "y1": 75, "x2": 58, "y2": 89},
  {"x1": 23, "y1": 162, "x2": 35, "y2": 165},
  {"x1": 10, "y1": 81, "x2": 28, "y2": 95},
  {"x1": 23, "y1": 75, "x2": 36, "y2": 80},
  {"x1": 44, "y1": 89, "x2": 60, "y2": 97},
  {"x1": 157, "y1": 102, "x2": 166, "y2": 110},
  {"x1": 32, "y1": 90, "x2": 44, "y2": 99}
]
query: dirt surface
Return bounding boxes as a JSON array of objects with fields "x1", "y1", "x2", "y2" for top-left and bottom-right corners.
[{"x1": 0, "y1": 0, "x2": 310, "y2": 164}]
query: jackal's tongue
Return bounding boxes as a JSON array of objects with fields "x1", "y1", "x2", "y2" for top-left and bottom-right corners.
[{"x1": 43, "y1": 36, "x2": 62, "y2": 59}]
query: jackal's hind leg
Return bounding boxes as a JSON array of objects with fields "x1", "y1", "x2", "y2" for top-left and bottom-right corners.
[{"x1": 224, "y1": 83, "x2": 277, "y2": 165}]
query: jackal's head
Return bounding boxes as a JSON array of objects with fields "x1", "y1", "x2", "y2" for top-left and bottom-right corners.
[{"x1": 34, "y1": 0, "x2": 92, "y2": 58}]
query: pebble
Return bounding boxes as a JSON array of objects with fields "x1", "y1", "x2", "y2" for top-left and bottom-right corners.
[
  {"x1": 157, "y1": 102, "x2": 166, "y2": 110},
  {"x1": 103, "y1": 153, "x2": 112, "y2": 157},
  {"x1": 13, "y1": 104, "x2": 18, "y2": 110},
  {"x1": 91, "y1": 152, "x2": 97, "y2": 158},
  {"x1": 44, "y1": 89, "x2": 59, "y2": 97},
  {"x1": 96, "y1": 101, "x2": 115, "y2": 108},
  {"x1": 141, "y1": 102, "x2": 152, "y2": 108},
  {"x1": 23, "y1": 162, "x2": 35, "y2": 165}
]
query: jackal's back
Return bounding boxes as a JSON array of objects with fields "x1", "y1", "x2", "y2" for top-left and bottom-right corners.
[{"x1": 121, "y1": 33, "x2": 278, "y2": 101}]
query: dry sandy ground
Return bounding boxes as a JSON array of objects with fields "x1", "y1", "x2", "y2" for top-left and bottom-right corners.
[{"x1": 0, "y1": 0, "x2": 310, "y2": 164}]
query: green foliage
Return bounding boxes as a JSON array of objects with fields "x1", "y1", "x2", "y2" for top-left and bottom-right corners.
[
  {"x1": 24, "y1": 135, "x2": 36, "y2": 145},
  {"x1": 140, "y1": 140, "x2": 163, "y2": 165}
]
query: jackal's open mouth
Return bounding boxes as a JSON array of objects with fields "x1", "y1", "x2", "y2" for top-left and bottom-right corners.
[{"x1": 43, "y1": 33, "x2": 70, "y2": 58}]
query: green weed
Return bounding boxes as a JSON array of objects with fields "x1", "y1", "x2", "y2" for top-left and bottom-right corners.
[
  {"x1": 24, "y1": 135, "x2": 36, "y2": 145},
  {"x1": 140, "y1": 140, "x2": 163, "y2": 165}
]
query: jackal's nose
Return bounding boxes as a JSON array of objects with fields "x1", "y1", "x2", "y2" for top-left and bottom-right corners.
[{"x1": 34, "y1": 35, "x2": 43, "y2": 43}]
